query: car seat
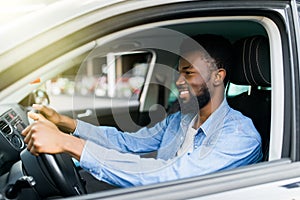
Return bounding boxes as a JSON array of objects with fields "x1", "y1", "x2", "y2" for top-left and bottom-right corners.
[{"x1": 227, "y1": 35, "x2": 271, "y2": 161}]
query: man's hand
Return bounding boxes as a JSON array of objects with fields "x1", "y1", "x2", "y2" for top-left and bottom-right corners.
[
  {"x1": 22, "y1": 112, "x2": 85, "y2": 160},
  {"x1": 22, "y1": 112, "x2": 66, "y2": 156},
  {"x1": 32, "y1": 104, "x2": 61, "y2": 125},
  {"x1": 32, "y1": 104, "x2": 77, "y2": 133}
]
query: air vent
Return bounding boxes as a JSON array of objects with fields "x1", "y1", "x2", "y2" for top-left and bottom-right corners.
[{"x1": 0, "y1": 120, "x2": 12, "y2": 135}]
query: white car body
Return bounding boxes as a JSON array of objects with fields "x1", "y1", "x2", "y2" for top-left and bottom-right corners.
[{"x1": 0, "y1": 0, "x2": 300, "y2": 199}]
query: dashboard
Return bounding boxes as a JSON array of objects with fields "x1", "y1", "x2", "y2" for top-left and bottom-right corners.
[
  {"x1": 0, "y1": 104, "x2": 85, "y2": 199},
  {"x1": 0, "y1": 104, "x2": 28, "y2": 175}
]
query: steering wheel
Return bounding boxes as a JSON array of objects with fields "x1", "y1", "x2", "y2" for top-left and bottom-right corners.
[{"x1": 21, "y1": 150, "x2": 87, "y2": 198}]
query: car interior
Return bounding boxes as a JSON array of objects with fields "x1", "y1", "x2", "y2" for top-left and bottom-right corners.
[
  {"x1": 227, "y1": 35, "x2": 271, "y2": 161},
  {"x1": 0, "y1": 16, "x2": 276, "y2": 198}
]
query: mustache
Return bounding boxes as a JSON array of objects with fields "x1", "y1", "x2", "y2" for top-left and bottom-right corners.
[{"x1": 176, "y1": 83, "x2": 190, "y2": 92}]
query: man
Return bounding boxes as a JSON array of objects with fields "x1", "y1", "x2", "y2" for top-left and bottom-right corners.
[{"x1": 22, "y1": 34, "x2": 262, "y2": 187}]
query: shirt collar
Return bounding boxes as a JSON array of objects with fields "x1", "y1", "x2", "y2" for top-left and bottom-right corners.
[
  {"x1": 180, "y1": 98, "x2": 230, "y2": 136},
  {"x1": 200, "y1": 98, "x2": 230, "y2": 136}
]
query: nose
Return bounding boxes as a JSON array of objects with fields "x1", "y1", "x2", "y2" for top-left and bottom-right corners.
[{"x1": 176, "y1": 73, "x2": 185, "y2": 87}]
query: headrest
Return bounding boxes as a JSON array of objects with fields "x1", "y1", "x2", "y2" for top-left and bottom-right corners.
[{"x1": 231, "y1": 35, "x2": 271, "y2": 87}]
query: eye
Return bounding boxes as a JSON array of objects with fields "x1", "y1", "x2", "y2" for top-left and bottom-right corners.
[{"x1": 185, "y1": 71, "x2": 193, "y2": 75}]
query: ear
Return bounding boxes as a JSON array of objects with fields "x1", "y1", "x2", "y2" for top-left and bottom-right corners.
[{"x1": 213, "y1": 68, "x2": 226, "y2": 86}]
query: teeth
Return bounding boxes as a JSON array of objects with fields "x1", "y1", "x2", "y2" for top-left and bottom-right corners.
[{"x1": 180, "y1": 91, "x2": 189, "y2": 95}]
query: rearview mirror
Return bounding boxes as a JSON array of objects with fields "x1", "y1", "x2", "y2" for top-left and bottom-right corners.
[{"x1": 20, "y1": 89, "x2": 50, "y2": 107}]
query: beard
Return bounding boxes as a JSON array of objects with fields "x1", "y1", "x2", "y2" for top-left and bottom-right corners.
[{"x1": 178, "y1": 86, "x2": 211, "y2": 115}]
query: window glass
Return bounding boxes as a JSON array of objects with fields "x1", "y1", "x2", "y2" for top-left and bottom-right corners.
[
  {"x1": 298, "y1": 3, "x2": 300, "y2": 21},
  {"x1": 226, "y1": 83, "x2": 250, "y2": 97},
  {"x1": 45, "y1": 52, "x2": 151, "y2": 96}
]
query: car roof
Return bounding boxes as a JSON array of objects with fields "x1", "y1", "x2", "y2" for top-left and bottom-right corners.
[{"x1": 0, "y1": 0, "x2": 186, "y2": 55}]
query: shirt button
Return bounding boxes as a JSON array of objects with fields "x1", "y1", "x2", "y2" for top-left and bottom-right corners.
[{"x1": 180, "y1": 137, "x2": 184, "y2": 140}]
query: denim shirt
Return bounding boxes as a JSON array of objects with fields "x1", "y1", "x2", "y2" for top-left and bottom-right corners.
[{"x1": 73, "y1": 99, "x2": 262, "y2": 187}]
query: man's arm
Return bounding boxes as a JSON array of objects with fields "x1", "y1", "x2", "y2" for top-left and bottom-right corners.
[
  {"x1": 78, "y1": 133, "x2": 262, "y2": 187},
  {"x1": 30, "y1": 105, "x2": 167, "y2": 155},
  {"x1": 73, "y1": 120, "x2": 165, "y2": 154}
]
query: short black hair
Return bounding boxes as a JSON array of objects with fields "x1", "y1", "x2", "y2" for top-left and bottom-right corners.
[{"x1": 180, "y1": 34, "x2": 233, "y2": 85}]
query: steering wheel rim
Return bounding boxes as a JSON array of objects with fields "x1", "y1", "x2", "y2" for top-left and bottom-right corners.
[
  {"x1": 39, "y1": 153, "x2": 87, "y2": 196},
  {"x1": 21, "y1": 149, "x2": 87, "y2": 198}
]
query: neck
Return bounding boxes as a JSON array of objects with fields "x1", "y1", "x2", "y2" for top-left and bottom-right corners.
[{"x1": 193, "y1": 96, "x2": 224, "y2": 129}]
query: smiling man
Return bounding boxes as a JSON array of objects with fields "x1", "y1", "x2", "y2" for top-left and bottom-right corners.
[{"x1": 22, "y1": 34, "x2": 263, "y2": 187}]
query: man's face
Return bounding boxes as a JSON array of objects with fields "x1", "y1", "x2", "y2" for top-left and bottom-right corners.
[{"x1": 176, "y1": 51, "x2": 214, "y2": 114}]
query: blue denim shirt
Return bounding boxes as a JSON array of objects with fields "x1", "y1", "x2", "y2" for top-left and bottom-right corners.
[{"x1": 73, "y1": 99, "x2": 262, "y2": 187}]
